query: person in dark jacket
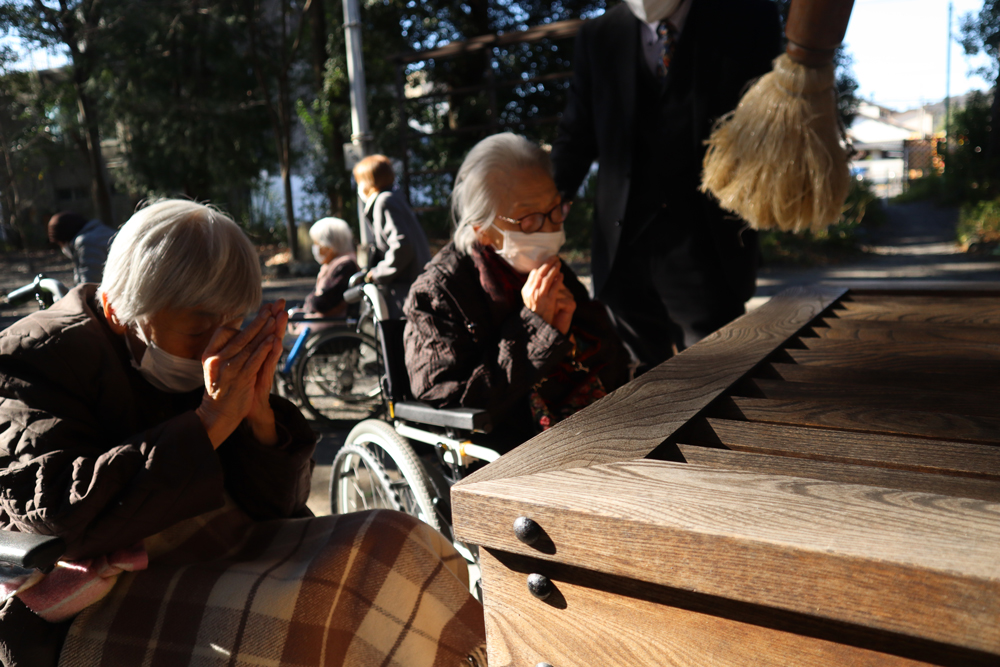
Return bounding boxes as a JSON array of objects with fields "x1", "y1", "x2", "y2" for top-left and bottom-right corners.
[
  {"x1": 304, "y1": 217, "x2": 360, "y2": 319},
  {"x1": 1, "y1": 200, "x2": 313, "y2": 666},
  {"x1": 0, "y1": 200, "x2": 485, "y2": 667},
  {"x1": 354, "y1": 154, "x2": 432, "y2": 318},
  {"x1": 403, "y1": 133, "x2": 630, "y2": 446},
  {"x1": 551, "y1": 0, "x2": 782, "y2": 369},
  {"x1": 47, "y1": 211, "x2": 117, "y2": 285}
]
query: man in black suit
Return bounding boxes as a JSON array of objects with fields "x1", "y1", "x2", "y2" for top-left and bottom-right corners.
[{"x1": 552, "y1": 0, "x2": 782, "y2": 369}]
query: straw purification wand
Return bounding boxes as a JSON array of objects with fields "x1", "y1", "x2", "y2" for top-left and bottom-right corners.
[{"x1": 701, "y1": 0, "x2": 857, "y2": 233}]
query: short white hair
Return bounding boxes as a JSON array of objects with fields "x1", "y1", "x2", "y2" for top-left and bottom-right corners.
[
  {"x1": 99, "y1": 199, "x2": 262, "y2": 324},
  {"x1": 451, "y1": 133, "x2": 551, "y2": 254},
  {"x1": 309, "y1": 217, "x2": 354, "y2": 255}
]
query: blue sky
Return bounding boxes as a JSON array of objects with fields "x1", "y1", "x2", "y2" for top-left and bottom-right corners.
[
  {"x1": 843, "y1": 0, "x2": 991, "y2": 110},
  {"x1": 4, "y1": 0, "x2": 994, "y2": 114}
]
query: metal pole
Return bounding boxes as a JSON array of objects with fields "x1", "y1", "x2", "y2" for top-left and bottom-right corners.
[{"x1": 343, "y1": 0, "x2": 373, "y2": 251}]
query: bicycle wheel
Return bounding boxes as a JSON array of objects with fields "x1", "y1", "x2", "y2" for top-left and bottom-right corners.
[
  {"x1": 293, "y1": 328, "x2": 382, "y2": 424},
  {"x1": 331, "y1": 419, "x2": 443, "y2": 534}
]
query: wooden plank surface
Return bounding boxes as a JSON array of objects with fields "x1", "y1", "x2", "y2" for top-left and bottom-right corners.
[
  {"x1": 782, "y1": 347, "x2": 1000, "y2": 383},
  {"x1": 748, "y1": 378, "x2": 1000, "y2": 418},
  {"x1": 478, "y1": 549, "x2": 974, "y2": 667},
  {"x1": 704, "y1": 418, "x2": 1000, "y2": 478},
  {"x1": 797, "y1": 336, "x2": 1000, "y2": 362},
  {"x1": 717, "y1": 395, "x2": 1000, "y2": 446},
  {"x1": 812, "y1": 317, "x2": 1000, "y2": 345},
  {"x1": 674, "y1": 445, "x2": 1000, "y2": 502},
  {"x1": 833, "y1": 298, "x2": 1000, "y2": 326},
  {"x1": 455, "y1": 285, "x2": 847, "y2": 488},
  {"x1": 760, "y1": 362, "x2": 997, "y2": 398},
  {"x1": 453, "y1": 459, "x2": 1000, "y2": 653}
]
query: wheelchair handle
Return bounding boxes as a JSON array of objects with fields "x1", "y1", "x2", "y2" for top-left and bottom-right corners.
[
  {"x1": 343, "y1": 285, "x2": 365, "y2": 304},
  {"x1": 3, "y1": 275, "x2": 69, "y2": 307}
]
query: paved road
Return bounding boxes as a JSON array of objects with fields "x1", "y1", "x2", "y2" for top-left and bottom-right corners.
[
  {"x1": 3, "y1": 200, "x2": 997, "y2": 516},
  {"x1": 750, "y1": 201, "x2": 999, "y2": 310}
]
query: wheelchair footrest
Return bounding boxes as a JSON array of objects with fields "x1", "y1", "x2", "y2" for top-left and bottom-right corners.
[{"x1": 393, "y1": 402, "x2": 492, "y2": 433}]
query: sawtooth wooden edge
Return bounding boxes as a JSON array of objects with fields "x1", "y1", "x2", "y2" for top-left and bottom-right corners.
[
  {"x1": 454, "y1": 285, "x2": 847, "y2": 487},
  {"x1": 452, "y1": 459, "x2": 1000, "y2": 654}
]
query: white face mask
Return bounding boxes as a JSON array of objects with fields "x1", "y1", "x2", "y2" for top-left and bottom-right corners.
[
  {"x1": 495, "y1": 228, "x2": 566, "y2": 274},
  {"x1": 130, "y1": 324, "x2": 205, "y2": 393},
  {"x1": 624, "y1": 0, "x2": 682, "y2": 22},
  {"x1": 312, "y1": 244, "x2": 326, "y2": 264},
  {"x1": 357, "y1": 186, "x2": 368, "y2": 205}
]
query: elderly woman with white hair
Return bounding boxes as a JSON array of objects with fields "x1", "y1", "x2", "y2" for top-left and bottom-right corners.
[
  {"x1": 304, "y1": 216, "x2": 360, "y2": 318},
  {"x1": 404, "y1": 133, "x2": 630, "y2": 444},
  {"x1": 0, "y1": 200, "x2": 487, "y2": 667}
]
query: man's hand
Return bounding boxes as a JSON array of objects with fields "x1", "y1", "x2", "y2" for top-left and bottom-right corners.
[{"x1": 522, "y1": 257, "x2": 575, "y2": 335}]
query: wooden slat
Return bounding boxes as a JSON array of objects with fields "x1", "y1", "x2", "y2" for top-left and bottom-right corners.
[
  {"x1": 782, "y1": 347, "x2": 1000, "y2": 383},
  {"x1": 833, "y1": 298, "x2": 1000, "y2": 326},
  {"x1": 797, "y1": 336, "x2": 1000, "y2": 362},
  {"x1": 717, "y1": 395, "x2": 1000, "y2": 446},
  {"x1": 479, "y1": 549, "x2": 971, "y2": 667},
  {"x1": 837, "y1": 281, "x2": 1000, "y2": 296},
  {"x1": 749, "y1": 378, "x2": 1000, "y2": 418},
  {"x1": 761, "y1": 362, "x2": 995, "y2": 398},
  {"x1": 704, "y1": 418, "x2": 1000, "y2": 479},
  {"x1": 813, "y1": 317, "x2": 1000, "y2": 345},
  {"x1": 453, "y1": 460, "x2": 1000, "y2": 654},
  {"x1": 675, "y1": 445, "x2": 1000, "y2": 502},
  {"x1": 455, "y1": 286, "x2": 847, "y2": 488}
]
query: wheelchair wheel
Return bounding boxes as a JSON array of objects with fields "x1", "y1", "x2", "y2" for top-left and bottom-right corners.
[
  {"x1": 293, "y1": 328, "x2": 381, "y2": 424},
  {"x1": 331, "y1": 419, "x2": 443, "y2": 534}
]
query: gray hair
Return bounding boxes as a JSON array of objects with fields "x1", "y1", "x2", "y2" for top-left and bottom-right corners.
[
  {"x1": 99, "y1": 199, "x2": 262, "y2": 324},
  {"x1": 451, "y1": 133, "x2": 551, "y2": 254},
  {"x1": 309, "y1": 217, "x2": 354, "y2": 256}
]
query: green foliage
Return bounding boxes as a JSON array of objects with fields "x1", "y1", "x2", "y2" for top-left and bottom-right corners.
[
  {"x1": 101, "y1": 2, "x2": 273, "y2": 214},
  {"x1": 759, "y1": 179, "x2": 885, "y2": 265},
  {"x1": 891, "y1": 175, "x2": 944, "y2": 204},
  {"x1": 957, "y1": 198, "x2": 1000, "y2": 254},
  {"x1": 941, "y1": 91, "x2": 998, "y2": 203}
]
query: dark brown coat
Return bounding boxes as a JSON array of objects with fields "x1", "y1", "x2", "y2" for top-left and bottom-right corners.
[
  {"x1": 403, "y1": 243, "x2": 630, "y2": 443},
  {"x1": 0, "y1": 285, "x2": 316, "y2": 561}
]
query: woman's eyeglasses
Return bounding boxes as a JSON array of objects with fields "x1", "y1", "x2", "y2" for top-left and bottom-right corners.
[{"x1": 496, "y1": 201, "x2": 572, "y2": 234}]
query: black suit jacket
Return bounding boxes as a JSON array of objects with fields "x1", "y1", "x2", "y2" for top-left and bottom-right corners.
[{"x1": 551, "y1": 0, "x2": 782, "y2": 299}]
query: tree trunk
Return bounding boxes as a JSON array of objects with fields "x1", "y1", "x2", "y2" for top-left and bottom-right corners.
[
  {"x1": 309, "y1": 0, "x2": 340, "y2": 216},
  {"x1": 277, "y1": 69, "x2": 298, "y2": 258},
  {"x1": 73, "y1": 75, "x2": 115, "y2": 226}
]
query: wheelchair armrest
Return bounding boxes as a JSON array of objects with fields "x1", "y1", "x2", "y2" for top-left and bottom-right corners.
[
  {"x1": 0, "y1": 531, "x2": 66, "y2": 571},
  {"x1": 393, "y1": 402, "x2": 493, "y2": 434}
]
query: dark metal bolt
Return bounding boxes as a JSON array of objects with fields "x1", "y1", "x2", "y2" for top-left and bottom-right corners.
[
  {"x1": 527, "y1": 573, "x2": 553, "y2": 600},
  {"x1": 513, "y1": 516, "x2": 542, "y2": 545}
]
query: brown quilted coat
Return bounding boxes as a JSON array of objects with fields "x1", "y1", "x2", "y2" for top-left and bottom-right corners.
[
  {"x1": 403, "y1": 243, "x2": 630, "y2": 443},
  {"x1": 0, "y1": 285, "x2": 316, "y2": 562}
]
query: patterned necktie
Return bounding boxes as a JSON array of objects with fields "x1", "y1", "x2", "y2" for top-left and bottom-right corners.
[{"x1": 656, "y1": 20, "x2": 678, "y2": 79}]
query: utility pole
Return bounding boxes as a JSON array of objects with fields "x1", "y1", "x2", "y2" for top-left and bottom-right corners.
[{"x1": 342, "y1": 0, "x2": 374, "y2": 258}]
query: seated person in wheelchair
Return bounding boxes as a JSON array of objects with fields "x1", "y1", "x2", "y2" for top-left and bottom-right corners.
[
  {"x1": 288, "y1": 216, "x2": 360, "y2": 337},
  {"x1": 403, "y1": 133, "x2": 630, "y2": 446},
  {"x1": 0, "y1": 200, "x2": 486, "y2": 667}
]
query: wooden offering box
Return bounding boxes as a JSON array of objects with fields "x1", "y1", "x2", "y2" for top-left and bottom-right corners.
[{"x1": 452, "y1": 284, "x2": 1000, "y2": 667}]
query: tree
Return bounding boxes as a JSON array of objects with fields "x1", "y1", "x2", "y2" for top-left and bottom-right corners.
[
  {"x1": 241, "y1": 0, "x2": 311, "y2": 258},
  {"x1": 0, "y1": 0, "x2": 118, "y2": 225},
  {"x1": 101, "y1": 1, "x2": 272, "y2": 218},
  {"x1": 960, "y1": 1, "x2": 1000, "y2": 164}
]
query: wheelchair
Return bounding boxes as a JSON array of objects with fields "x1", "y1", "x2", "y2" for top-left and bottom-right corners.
[
  {"x1": 328, "y1": 282, "x2": 503, "y2": 581},
  {"x1": 275, "y1": 273, "x2": 384, "y2": 425}
]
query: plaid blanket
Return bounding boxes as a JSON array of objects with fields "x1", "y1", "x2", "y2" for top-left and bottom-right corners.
[{"x1": 59, "y1": 500, "x2": 487, "y2": 667}]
